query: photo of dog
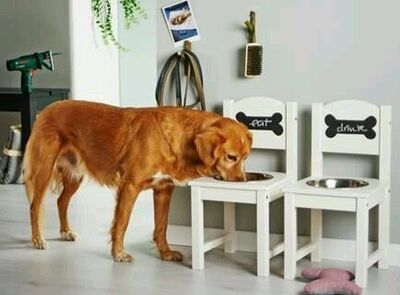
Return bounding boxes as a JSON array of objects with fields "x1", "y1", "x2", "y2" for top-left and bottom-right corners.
[
  {"x1": 23, "y1": 100, "x2": 252, "y2": 262},
  {"x1": 162, "y1": 0, "x2": 200, "y2": 47}
]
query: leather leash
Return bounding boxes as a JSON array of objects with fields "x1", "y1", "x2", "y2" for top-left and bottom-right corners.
[{"x1": 156, "y1": 43, "x2": 206, "y2": 110}]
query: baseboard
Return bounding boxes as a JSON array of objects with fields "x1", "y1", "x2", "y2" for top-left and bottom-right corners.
[{"x1": 167, "y1": 225, "x2": 400, "y2": 267}]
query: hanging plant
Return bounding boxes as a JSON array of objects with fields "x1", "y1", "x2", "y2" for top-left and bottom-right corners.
[{"x1": 91, "y1": 0, "x2": 146, "y2": 49}]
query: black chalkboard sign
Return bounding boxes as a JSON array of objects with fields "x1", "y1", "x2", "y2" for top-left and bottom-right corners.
[
  {"x1": 236, "y1": 112, "x2": 284, "y2": 135},
  {"x1": 325, "y1": 114, "x2": 377, "y2": 139}
]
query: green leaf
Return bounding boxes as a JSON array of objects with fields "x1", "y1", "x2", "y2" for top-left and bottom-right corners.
[{"x1": 92, "y1": 0, "x2": 144, "y2": 50}]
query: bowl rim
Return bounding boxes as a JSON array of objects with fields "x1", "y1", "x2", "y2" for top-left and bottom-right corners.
[
  {"x1": 214, "y1": 172, "x2": 274, "y2": 182},
  {"x1": 306, "y1": 177, "x2": 369, "y2": 189}
]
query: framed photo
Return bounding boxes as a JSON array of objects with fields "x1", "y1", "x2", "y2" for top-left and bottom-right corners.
[{"x1": 162, "y1": 0, "x2": 200, "y2": 47}]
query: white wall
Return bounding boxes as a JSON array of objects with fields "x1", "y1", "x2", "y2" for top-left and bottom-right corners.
[
  {"x1": 118, "y1": 0, "x2": 157, "y2": 107},
  {"x1": 69, "y1": 0, "x2": 120, "y2": 105}
]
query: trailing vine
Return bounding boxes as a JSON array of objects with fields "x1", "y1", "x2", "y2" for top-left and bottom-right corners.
[
  {"x1": 91, "y1": 0, "x2": 146, "y2": 50},
  {"x1": 120, "y1": 0, "x2": 146, "y2": 28}
]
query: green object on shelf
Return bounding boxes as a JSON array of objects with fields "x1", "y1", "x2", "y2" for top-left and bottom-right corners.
[{"x1": 6, "y1": 50, "x2": 61, "y2": 94}]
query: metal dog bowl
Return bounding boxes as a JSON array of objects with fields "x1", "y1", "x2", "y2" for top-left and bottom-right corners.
[
  {"x1": 306, "y1": 178, "x2": 369, "y2": 189},
  {"x1": 214, "y1": 172, "x2": 273, "y2": 182}
]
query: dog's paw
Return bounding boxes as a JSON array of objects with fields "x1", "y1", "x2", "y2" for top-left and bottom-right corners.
[
  {"x1": 160, "y1": 250, "x2": 183, "y2": 262},
  {"x1": 32, "y1": 236, "x2": 47, "y2": 250},
  {"x1": 113, "y1": 251, "x2": 133, "y2": 263},
  {"x1": 60, "y1": 230, "x2": 78, "y2": 241}
]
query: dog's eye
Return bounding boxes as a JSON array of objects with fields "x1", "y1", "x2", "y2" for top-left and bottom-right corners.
[{"x1": 226, "y1": 154, "x2": 238, "y2": 162}]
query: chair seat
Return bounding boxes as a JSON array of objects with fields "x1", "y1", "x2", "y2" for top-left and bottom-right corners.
[
  {"x1": 189, "y1": 171, "x2": 291, "y2": 202},
  {"x1": 283, "y1": 176, "x2": 388, "y2": 199}
]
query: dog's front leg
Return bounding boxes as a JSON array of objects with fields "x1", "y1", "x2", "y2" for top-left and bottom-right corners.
[
  {"x1": 153, "y1": 184, "x2": 183, "y2": 261},
  {"x1": 111, "y1": 183, "x2": 139, "y2": 262}
]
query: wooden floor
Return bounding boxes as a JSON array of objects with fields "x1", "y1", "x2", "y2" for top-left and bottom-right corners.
[{"x1": 0, "y1": 183, "x2": 399, "y2": 295}]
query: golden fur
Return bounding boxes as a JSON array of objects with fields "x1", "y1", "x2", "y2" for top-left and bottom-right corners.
[{"x1": 24, "y1": 100, "x2": 252, "y2": 262}]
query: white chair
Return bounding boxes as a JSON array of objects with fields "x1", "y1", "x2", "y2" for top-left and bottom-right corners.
[
  {"x1": 283, "y1": 100, "x2": 391, "y2": 287},
  {"x1": 189, "y1": 96, "x2": 298, "y2": 276}
]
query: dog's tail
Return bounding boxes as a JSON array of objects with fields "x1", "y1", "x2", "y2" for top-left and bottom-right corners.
[{"x1": 23, "y1": 119, "x2": 62, "y2": 205}]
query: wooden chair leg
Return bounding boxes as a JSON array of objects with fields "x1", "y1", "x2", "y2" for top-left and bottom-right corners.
[
  {"x1": 224, "y1": 202, "x2": 236, "y2": 254},
  {"x1": 256, "y1": 191, "x2": 269, "y2": 276},
  {"x1": 311, "y1": 209, "x2": 323, "y2": 262},
  {"x1": 378, "y1": 192, "x2": 390, "y2": 269},
  {"x1": 191, "y1": 187, "x2": 204, "y2": 270},
  {"x1": 284, "y1": 193, "x2": 297, "y2": 279},
  {"x1": 356, "y1": 199, "x2": 369, "y2": 287}
]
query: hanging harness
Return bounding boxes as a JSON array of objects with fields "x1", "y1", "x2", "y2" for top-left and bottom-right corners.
[{"x1": 156, "y1": 45, "x2": 206, "y2": 110}]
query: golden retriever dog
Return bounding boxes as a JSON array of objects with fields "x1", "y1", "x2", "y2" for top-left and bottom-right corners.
[{"x1": 24, "y1": 100, "x2": 252, "y2": 262}]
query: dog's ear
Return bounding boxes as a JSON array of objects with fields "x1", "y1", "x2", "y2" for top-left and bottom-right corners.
[
  {"x1": 194, "y1": 127, "x2": 226, "y2": 166},
  {"x1": 247, "y1": 131, "x2": 253, "y2": 147}
]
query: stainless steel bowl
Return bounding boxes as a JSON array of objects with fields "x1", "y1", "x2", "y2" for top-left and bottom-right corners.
[
  {"x1": 306, "y1": 178, "x2": 369, "y2": 189},
  {"x1": 214, "y1": 172, "x2": 273, "y2": 182}
]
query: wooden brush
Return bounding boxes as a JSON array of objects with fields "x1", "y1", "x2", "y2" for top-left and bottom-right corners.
[{"x1": 244, "y1": 11, "x2": 263, "y2": 77}]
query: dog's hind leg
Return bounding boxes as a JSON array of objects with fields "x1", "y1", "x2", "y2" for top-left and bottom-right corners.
[
  {"x1": 24, "y1": 140, "x2": 61, "y2": 250},
  {"x1": 153, "y1": 184, "x2": 183, "y2": 261},
  {"x1": 57, "y1": 173, "x2": 83, "y2": 241}
]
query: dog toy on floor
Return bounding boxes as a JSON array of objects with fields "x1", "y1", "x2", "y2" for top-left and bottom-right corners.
[{"x1": 301, "y1": 268, "x2": 362, "y2": 295}]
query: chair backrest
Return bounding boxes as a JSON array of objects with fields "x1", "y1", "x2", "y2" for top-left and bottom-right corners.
[
  {"x1": 312, "y1": 100, "x2": 391, "y2": 183},
  {"x1": 223, "y1": 96, "x2": 298, "y2": 179}
]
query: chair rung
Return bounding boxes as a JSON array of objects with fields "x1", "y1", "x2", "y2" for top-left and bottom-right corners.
[
  {"x1": 367, "y1": 249, "x2": 382, "y2": 268},
  {"x1": 296, "y1": 241, "x2": 319, "y2": 261},
  {"x1": 204, "y1": 235, "x2": 226, "y2": 253},
  {"x1": 270, "y1": 241, "x2": 284, "y2": 258}
]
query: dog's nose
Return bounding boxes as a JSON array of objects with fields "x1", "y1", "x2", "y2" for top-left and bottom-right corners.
[{"x1": 214, "y1": 174, "x2": 223, "y2": 181}]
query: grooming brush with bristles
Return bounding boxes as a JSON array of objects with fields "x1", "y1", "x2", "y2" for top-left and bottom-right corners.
[{"x1": 244, "y1": 11, "x2": 263, "y2": 77}]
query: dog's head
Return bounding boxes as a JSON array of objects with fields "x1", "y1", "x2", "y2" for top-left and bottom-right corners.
[{"x1": 195, "y1": 118, "x2": 252, "y2": 181}]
